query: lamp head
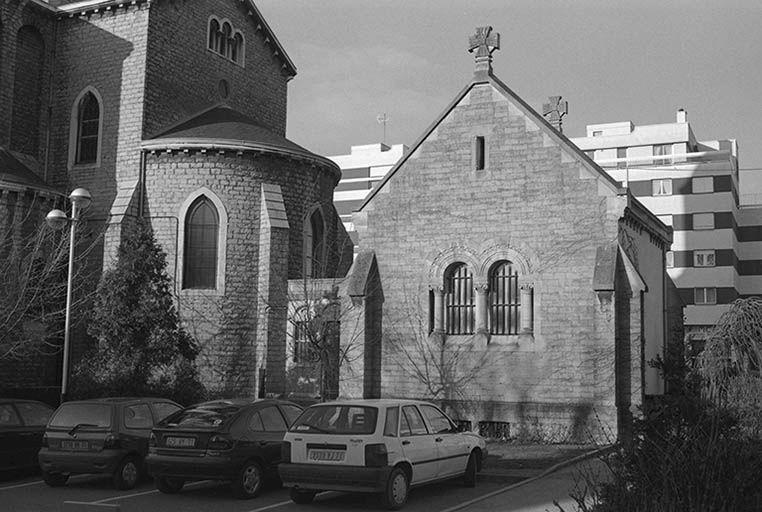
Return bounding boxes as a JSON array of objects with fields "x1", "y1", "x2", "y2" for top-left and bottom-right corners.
[
  {"x1": 45, "y1": 209, "x2": 69, "y2": 231},
  {"x1": 69, "y1": 188, "x2": 92, "y2": 210}
]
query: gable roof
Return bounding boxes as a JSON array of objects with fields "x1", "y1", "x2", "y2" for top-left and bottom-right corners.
[{"x1": 359, "y1": 70, "x2": 622, "y2": 211}]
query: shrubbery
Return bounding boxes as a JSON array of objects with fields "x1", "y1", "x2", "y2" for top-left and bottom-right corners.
[
  {"x1": 568, "y1": 298, "x2": 762, "y2": 512},
  {"x1": 70, "y1": 220, "x2": 206, "y2": 406}
]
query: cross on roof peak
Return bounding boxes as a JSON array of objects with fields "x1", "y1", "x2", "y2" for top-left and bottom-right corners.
[
  {"x1": 468, "y1": 26, "x2": 500, "y2": 78},
  {"x1": 542, "y1": 96, "x2": 568, "y2": 132}
]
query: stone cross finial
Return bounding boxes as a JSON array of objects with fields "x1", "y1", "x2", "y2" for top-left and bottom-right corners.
[
  {"x1": 542, "y1": 96, "x2": 568, "y2": 133},
  {"x1": 468, "y1": 26, "x2": 500, "y2": 78}
]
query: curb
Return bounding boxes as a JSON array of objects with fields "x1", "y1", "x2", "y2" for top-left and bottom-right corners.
[{"x1": 439, "y1": 445, "x2": 615, "y2": 512}]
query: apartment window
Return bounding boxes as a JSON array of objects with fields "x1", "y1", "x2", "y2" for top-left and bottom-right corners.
[
  {"x1": 695, "y1": 287, "x2": 717, "y2": 305},
  {"x1": 592, "y1": 130, "x2": 603, "y2": 137},
  {"x1": 616, "y1": 147, "x2": 627, "y2": 169},
  {"x1": 445, "y1": 263, "x2": 474, "y2": 335},
  {"x1": 694, "y1": 250, "x2": 716, "y2": 267},
  {"x1": 652, "y1": 178, "x2": 673, "y2": 196},
  {"x1": 488, "y1": 261, "x2": 520, "y2": 335},
  {"x1": 666, "y1": 251, "x2": 674, "y2": 268},
  {"x1": 474, "y1": 136, "x2": 486, "y2": 170},
  {"x1": 657, "y1": 214, "x2": 673, "y2": 227},
  {"x1": 653, "y1": 144, "x2": 673, "y2": 165},
  {"x1": 692, "y1": 176, "x2": 714, "y2": 194},
  {"x1": 693, "y1": 213, "x2": 714, "y2": 230}
]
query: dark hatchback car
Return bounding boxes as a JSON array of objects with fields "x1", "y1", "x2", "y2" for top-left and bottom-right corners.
[
  {"x1": 38, "y1": 397, "x2": 182, "y2": 489},
  {"x1": 0, "y1": 399, "x2": 54, "y2": 476},
  {"x1": 146, "y1": 398, "x2": 303, "y2": 499}
]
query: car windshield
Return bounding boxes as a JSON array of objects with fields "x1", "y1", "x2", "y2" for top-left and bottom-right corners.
[
  {"x1": 49, "y1": 403, "x2": 111, "y2": 428},
  {"x1": 163, "y1": 404, "x2": 240, "y2": 428},
  {"x1": 290, "y1": 405, "x2": 377, "y2": 435}
]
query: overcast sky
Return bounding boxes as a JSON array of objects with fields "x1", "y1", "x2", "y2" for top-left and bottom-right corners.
[{"x1": 257, "y1": 0, "x2": 762, "y2": 184}]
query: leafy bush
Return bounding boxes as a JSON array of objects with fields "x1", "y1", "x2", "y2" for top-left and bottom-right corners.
[{"x1": 70, "y1": 219, "x2": 205, "y2": 405}]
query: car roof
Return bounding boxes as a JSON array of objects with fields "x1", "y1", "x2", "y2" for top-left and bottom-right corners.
[
  {"x1": 0, "y1": 398, "x2": 52, "y2": 406},
  {"x1": 305, "y1": 399, "x2": 434, "y2": 408},
  {"x1": 58, "y1": 397, "x2": 177, "y2": 405},
  {"x1": 192, "y1": 398, "x2": 298, "y2": 408}
]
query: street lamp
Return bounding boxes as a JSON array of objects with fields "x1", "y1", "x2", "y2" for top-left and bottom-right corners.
[{"x1": 46, "y1": 188, "x2": 92, "y2": 404}]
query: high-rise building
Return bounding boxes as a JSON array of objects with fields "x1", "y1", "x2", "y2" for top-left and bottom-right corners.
[
  {"x1": 328, "y1": 143, "x2": 407, "y2": 245},
  {"x1": 570, "y1": 110, "x2": 762, "y2": 346}
]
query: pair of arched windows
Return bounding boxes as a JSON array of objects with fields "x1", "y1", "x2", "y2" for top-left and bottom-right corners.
[
  {"x1": 208, "y1": 18, "x2": 244, "y2": 64},
  {"x1": 444, "y1": 261, "x2": 521, "y2": 335}
]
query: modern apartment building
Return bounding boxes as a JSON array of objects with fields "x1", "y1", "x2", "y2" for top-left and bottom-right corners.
[
  {"x1": 570, "y1": 110, "x2": 762, "y2": 344},
  {"x1": 328, "y1": 143, "x2": 407, "y2": 245}
]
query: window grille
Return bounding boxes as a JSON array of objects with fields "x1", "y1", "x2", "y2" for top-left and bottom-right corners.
[
  {"x1": 489, "y1": 261, "x2": 520, "y2": 335},
  {"x1": 694, "y1": 250, "x2": 716, "y2": 267},
  {"x1": 183, "y1": 197, "x2": 218, "y2": 289},
  {"x1": 445, "y1": 263, "x2": 474, "y2": 335}
]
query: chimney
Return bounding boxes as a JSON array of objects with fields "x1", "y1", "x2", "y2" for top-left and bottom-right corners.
[{"x1": 677, "y1": 109, "x2": 687, "y2": 123}]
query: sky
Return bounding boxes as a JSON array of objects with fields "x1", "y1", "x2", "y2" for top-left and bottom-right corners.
[{"x1": 256, "y1": 0, "x2": 762, "y2": 188}]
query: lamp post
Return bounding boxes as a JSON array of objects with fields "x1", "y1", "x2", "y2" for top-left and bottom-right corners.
[{"x1": 46, "y1": 188, "x2": 92, "y2": 404}]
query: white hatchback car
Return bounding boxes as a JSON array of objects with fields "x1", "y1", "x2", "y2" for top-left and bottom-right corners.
[{"x1": 279, "y1": 399, "x2": 487, "y2": 510}]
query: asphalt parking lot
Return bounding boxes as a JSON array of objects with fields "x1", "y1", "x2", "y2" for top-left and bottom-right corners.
[{"x1": 0, "y1": 472, "x2": 525, "y2": 512}]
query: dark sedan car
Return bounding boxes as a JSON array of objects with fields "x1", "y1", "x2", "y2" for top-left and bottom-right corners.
[
  {"x1": 0, "y1": 399, "x2": 54, "y2": 476},
  {"x1": 146, "y1": 398, "x2": 303, "y2": 499},
  {"x1": 38, "y1": 397, "x2": 182, "y2": 490}
]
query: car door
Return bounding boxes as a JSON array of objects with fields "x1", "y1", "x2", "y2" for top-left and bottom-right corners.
[
  {"x1": 247, "y1": 405, "x2": 289, "y2": 471},
  {"x1": 14, "y1": 401, "x2": 53, "y2": 469},
  {"x1": 419, "y1": 404, "x2": 468, "y2": 478},
  {"x1": 399, "y1": 405, "x2": 438, "y2": 485},
  {"x1": 0, "y1": 403, "x2": 23, "y2": 471}
]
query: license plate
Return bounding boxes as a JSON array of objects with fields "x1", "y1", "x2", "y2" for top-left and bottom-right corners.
[
  {"x1": 61, "y1": 440, "x2": 89, "y2": 451},
  {"x1": 308, "y1": 449, "x2": 345, "y2": 462},
  {"x1": 165, "y1": 436, "x2": 196, "y2": 448}
]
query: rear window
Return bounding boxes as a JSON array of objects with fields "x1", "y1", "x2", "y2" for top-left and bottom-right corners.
[
  {"x1": 291, "y1": 405, "x2": 377, "y2": 435},
  {"x1": 50, "y1": 403, "x2": 112, "y2": 428},
  {"x1": 163, "y1": 404, "x2": 240, "y2": 428}
]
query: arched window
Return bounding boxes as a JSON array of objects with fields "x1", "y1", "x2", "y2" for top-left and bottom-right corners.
[
  {"x1": 445, "y1": 263, "x2": 474, "y2": 335},
  {"x1": 208, "y1": 18, "x2": 220, "y2": 51},
  {"x1": 220, "y1": 22, "x2": 231, "y2": 59},
  {"x1": 183, "y1": 197, "x2": 219, "y2": 289},
  {"x1": 75, "y1": 92, "x2": 100, "y2": 164},
  {"x1": 231, "y1": 32, "x2": 244, "y2": 63},
  {"x1": 489, "y1": 261, "x2": 520, "y2": 335}
]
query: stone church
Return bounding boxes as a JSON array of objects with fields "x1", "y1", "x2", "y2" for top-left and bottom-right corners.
[
  {"x1": 0, "y1": 0, "x2": 365, "y2": 399},
  {"x1": 346, "y1": 27, "x2": 683, "y2": 440},
  {"x1": 1, "y1": 0, "x2": 680, "y2": 440}
]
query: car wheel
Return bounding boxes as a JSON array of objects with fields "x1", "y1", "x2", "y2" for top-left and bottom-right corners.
[
  {"x1": 42, "y1": 471, "x2": 69, "y2": 487},
  {"x1": 290, "y1": 487, "x2": 317, "y2": 504},
  {"x1": 155, "y1": 476, "x2": 185, "y2": 494},
  {"x1": 381, "y1": 467, "x2": 409, "y2": 510},
  {"x1": 231, "y1": 460, "x2": 264, "y2": 499},
  {"x1": 463, "y1": 452, "x2": 477, "y2": 488},
  {"x1": 113, "y1": 455, "x2": 141, "y2": 490}
]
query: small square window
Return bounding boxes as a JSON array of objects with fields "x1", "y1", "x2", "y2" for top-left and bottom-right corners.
[
  {"x1": 694, "y1": 287, "x2": 717, "y2": 305},
  {"x1": 694, "y1": 250, "x2": 716, "y2": 267},
  {"x1": 692, "y1": 177, "x2": 713, "y2": 194},
  {"x1": 592, "y1": 130, "x2": 603, "y2": 137},
  {"x1": 617, "y1": 147, "x2": 627, "y2": 169},
  {"x1": 652, "y1": 179, "x2": 673, "y2": 196},
  {"x1": 693, "y1": 213, "x2": 714, "y2": 230},
  {"x1": 666, "y1": 251, "x2": 674, "y2": 268}
]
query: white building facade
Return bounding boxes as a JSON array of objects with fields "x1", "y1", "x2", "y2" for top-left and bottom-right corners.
[
  {"x1": 328, "y1": 143, "x2": 407, "y2": 245},
  {"x1": 571, "y1": 110, "x2": 762, "y2": 344}
]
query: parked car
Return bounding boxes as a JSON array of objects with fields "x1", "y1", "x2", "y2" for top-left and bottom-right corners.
[
  {"x1": 38, "y1": 397, "x2": 182, "y2": 489},
  {"x1": 279, "y1": 399, "x2": 487, "y2": 510},
  {"x1": 146, "y1": 398, "x2": 303, "y2": 499},
  {"x1": 0, "y1": 398, "x2": 54, "y2": 476}
]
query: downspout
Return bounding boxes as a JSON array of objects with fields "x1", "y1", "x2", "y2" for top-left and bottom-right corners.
[{"x1": 138, "y1": 149, "x2": 146, "y2": 217}]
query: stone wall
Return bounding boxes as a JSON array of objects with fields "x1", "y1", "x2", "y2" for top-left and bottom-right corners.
[{"x1": 357, "y1": 79, "x2": 628, "y2": 442}]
